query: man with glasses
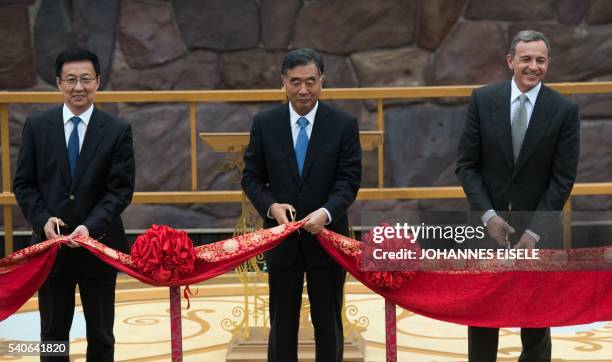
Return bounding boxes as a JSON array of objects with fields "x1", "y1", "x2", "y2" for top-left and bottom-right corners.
[
  {"x1": 242, "y1": 48, "x2": 362, "y2": 362},
  {"x1": 13, "y1": 48, "x2": 135, "y2": 361}
]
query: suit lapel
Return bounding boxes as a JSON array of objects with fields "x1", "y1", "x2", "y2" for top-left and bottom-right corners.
[
  {"x1": 300, "y1": 102, "x2": 331, "y2": 182},
  {"x1": 72, "y1": 107, "x2": 107, "y2": 189},
  {"x1": 275, "y1": 106, "x2": 300, "y2": 183},
  {"x1": 513, "y1": 85, "x2": 553, "y2": 175},
  {"x1": 492, "y1": 82, "x2": 514, "y2": 170},
  {"x1": 48, "y1": 107, "x2": 71, "y2": 186}
]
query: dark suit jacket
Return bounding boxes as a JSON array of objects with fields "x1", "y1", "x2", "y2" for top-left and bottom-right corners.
[
  {"x1": 13, "y1": 106, "x2": 135, "y2": 276},
  {"x1": 241, "y1": 102, "x2": 361, "y2": 267},
  {"x1": 456, "y1": 82, "x2": 580, "y2": 237}
]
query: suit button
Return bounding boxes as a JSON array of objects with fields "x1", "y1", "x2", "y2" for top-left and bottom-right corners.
[
  {"x1": 69, "y1": 195, "x2": 75, "y2": 200},
  {"x1": 298, "y1": 192, "x2": 303, "y2": 197}
]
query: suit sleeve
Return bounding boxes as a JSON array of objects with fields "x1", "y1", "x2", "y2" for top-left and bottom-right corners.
[
  {"x1": 13, "y1": 117, "x2": 52, "y2": 238},
  {"x1": 82, "y1": 123, "x2": 135, "y2": 238},
  {"x1": 528, "y1": 103, "x2": 580, "y2": 233},
  {"x1": 322, "y1": 116, "x2": 361, "y2": 220},
  {"x1": 241, "y1": 115, "x2": 277, "y2": 219},
  {"x1": 456, "y1": 90, "x2": 494, "y2": 211}
]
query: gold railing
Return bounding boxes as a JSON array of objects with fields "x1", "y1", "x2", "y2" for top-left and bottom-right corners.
[{"x1": 2, "y1": 81, "x2": 612, "y2": 255}]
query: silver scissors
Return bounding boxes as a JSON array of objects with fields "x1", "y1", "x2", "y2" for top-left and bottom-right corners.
[
  {"x1": 55, "y1": 218, "x2": 61, "y2": 236},
  {"x1": 289, "y1": 208, "x2": 299, "y2": 234},
  {"x1": 288, "y1": 208, "x2": 296, "y2": 222}
]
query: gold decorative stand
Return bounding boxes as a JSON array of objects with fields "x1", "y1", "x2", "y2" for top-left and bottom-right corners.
[{"x1": 200, "y1": 132, "x2": 383, "y2": 361}]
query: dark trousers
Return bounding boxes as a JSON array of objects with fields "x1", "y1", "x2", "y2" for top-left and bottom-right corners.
[
  {"x1": 468, "y1": 326, "x2": 551, "y2": 362},
  {"x1": 38, "y1": 261, "x2": 117, "y2": 362},
  {"x1": 267, "y1": 258, "x2": 346, "y2": 362}
]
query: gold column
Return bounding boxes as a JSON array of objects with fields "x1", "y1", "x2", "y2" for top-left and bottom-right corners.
[
  {"x1": 1, "y1": 104, "x2": 13, "y2": 256},
  {"x1": 377, "y1": 99, "x2": 384, "y2": 188},
  {"x1": 190, "y1": 102, "x2": 198, "y2": 191}
]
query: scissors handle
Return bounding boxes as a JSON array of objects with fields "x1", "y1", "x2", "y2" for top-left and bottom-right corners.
[{"x1": 289, "y1": 208, "x2": 296, "y2": 222}]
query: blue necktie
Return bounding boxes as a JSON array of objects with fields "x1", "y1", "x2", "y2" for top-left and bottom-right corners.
[
  {"x1": 295, "y1": 117, "x2": 309, "y2": 176},
  {"x1": 68, "y1": 116, "x2": 81, "y2": 180}
]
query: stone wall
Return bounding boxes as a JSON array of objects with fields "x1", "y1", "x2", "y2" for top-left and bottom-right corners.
[{"x1": 1, "y1": 0, "x2": 612, "y2": 231}]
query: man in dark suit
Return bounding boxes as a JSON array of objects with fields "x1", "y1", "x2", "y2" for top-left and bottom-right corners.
[
  {"x1": 241, "y1": 48, "x2": 361, "y2": 362},
  {"x1": 456, "y1": 30, "x2": 580, "y2": 361},
  {"x1": 13, "y1": 48, "x2": 135, "y2": 362}
]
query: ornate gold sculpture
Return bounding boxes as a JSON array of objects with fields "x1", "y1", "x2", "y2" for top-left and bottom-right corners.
[{"x1": 201, "y1": 132, "x2": 369, "y2": 346}]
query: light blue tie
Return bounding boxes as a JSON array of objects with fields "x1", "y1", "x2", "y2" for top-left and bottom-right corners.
[
  {"x1": 295, "y1": 117, "x2": 309, "y2": 176},
  {"x1": 68, "y1": 116, "x2": 81, "y2": 180}
]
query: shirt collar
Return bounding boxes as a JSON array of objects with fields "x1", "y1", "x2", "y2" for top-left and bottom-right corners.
[
  {"x1": 289, "y1": 101, "x2": 319, "y2": 127},
  {"x1": 511, "y1": 77, "x2": 541, "y2": 105},
  {"x1": 63, "y1": 104, "x2": 93, "y2": 126}
]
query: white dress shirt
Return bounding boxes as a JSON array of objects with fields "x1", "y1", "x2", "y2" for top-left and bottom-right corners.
[
  {"x1": 289, "y1": 101, "x2": 318, "y2": 145},
  {"x1": 510, "y1": 76, "x2": 541, "y2": 128},
  {"x1": 63, "y1": 104, "x2": 93, "y2": 151}
]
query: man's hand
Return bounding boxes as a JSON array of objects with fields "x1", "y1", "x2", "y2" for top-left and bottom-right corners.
[
  {"x1": 486, "y1": 215, "x2": 515, "y2": 247},
  {"x1": 513, "y1": 232, "x2": 537, "y2": 249},
  {"x1": 301, "y1": 209, "x2": 329, "y2": 235},
  {"x1": 44, "y1": 217, "x2": 66, "y2": 240},
  {"x1": 66, "y1": 225, "x2": 89, "y2": 248},
  {"x1": 269, "y1": 203, "x2": 295, "y2": 225}
]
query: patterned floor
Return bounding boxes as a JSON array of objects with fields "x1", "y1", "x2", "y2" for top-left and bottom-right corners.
[{"x1": 1, "y1": 274, "x2": 610, "y2": 361}]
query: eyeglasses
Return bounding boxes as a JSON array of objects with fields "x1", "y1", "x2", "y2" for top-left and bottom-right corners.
[{"x1": 59, "y1": 76, "x2": 98, "y2": 88}]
